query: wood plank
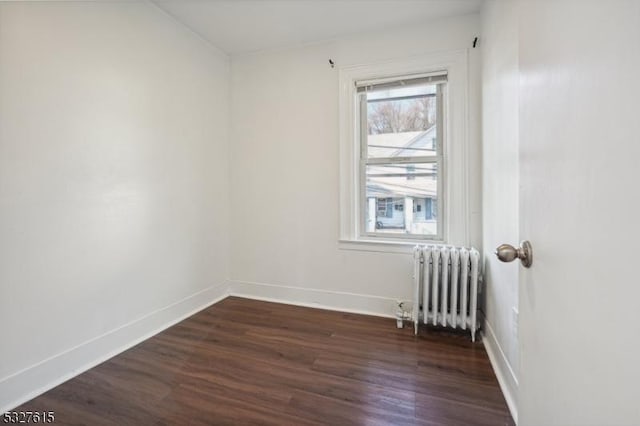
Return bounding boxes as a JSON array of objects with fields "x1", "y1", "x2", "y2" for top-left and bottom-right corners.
[{"x1": 14, "y1": 296, "x2": 514, "y2": 425}]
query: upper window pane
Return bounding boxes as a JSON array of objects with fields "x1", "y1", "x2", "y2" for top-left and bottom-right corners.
[{"x1": 366, "y1": 84, "x2": 438, "y2": 159}]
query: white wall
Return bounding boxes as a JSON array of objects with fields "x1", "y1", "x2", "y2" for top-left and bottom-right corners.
[
  {"x1": 480, "y1": 0, "x2": 520, "y2": 419},
  {"x1": 0, "y1": 2, "x2": 229, "y2": 410},
  {"x1": 229, "y1": 14, "x2": 481, "y2": 312}
]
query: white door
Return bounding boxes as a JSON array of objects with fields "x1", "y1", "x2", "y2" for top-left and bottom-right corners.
[{"x1": 516, "y1": 2, "x2": 640, "y2": 425}]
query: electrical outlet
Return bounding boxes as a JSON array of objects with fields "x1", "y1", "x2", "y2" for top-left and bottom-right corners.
[{"x1": 511, "y1": 306, "x2": 519, "y2": 337}]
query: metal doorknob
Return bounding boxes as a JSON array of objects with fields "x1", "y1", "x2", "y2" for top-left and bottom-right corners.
[{"x1": 495, "y1": 241, "x2": 533, "y2": 268}]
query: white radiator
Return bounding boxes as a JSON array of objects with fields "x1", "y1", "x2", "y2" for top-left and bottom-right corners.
[{"x1": 412, "y1": 245, "x2": 481, "y2": 341}]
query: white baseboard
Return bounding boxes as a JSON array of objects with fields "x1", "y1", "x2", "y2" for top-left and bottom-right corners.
[
  {"x1": 0, "y1": 281, "x2": 229, "y2": 413},
  {"x1": 229, "y1": 280, "x2": 397, "y2": 318},
  {"x1": 482, "y1": 321, "x2": 519, "y2": 424}
]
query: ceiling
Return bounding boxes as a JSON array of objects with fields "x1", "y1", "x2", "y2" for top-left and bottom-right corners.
[{"x1": 153, "y1": 0, "x2": 482, "y2": 55}]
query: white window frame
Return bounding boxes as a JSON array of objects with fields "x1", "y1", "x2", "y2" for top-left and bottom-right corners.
[
  {"x1": 358, "y1": 74, "x2": 446, "y2": 242},
  {"x1": 338, "y1": 50, "x2": 470, "y2": 250}
]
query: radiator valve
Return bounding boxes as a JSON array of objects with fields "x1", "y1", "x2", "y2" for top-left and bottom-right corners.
[{"x1": 396, "y1": 301, "x2": 409, "y2": 328}]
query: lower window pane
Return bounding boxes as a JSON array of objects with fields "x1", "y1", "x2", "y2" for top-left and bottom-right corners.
[{"x1": 365, "y1": 163, "x2": 438, "y2": 236}]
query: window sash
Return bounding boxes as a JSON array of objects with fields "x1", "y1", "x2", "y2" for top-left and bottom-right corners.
[
  {"x1": 357, "y1": 81, "x2": 445, "y2": 241},
  {"x1": 359, "y1": 158, "x2": 444, "y2": 241},
  {"x1": 359, "y1": 84, "x2": 445, "y2": 161}
]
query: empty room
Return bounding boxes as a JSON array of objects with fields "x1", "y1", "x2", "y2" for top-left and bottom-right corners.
[{"x1": 1, "y1": 1, "x2": 639, "y2": 425}]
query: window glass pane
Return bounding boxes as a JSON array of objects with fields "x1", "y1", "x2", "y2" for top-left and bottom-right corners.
[
  {"x1": 366, "y1": 84, "x2": 438, "y2": 158},
  {"x1": 365, "y1": 163, "x2": 438, "y2": 236}
]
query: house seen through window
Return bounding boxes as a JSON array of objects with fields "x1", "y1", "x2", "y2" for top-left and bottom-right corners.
[{"x1": 358, "y1": 72, "x2": 445, "y2": 240}]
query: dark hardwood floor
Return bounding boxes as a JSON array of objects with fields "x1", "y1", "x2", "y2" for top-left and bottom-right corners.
[{"x1": 16, "y1": 297, "x2": 514, "y2": 425}]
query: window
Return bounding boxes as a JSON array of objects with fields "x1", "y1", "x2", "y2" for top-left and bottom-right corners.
[
  {"x1": 358, "y1": 73, "x2": 445, "y2": 239},
  {"x1": 339, "y1": 51, "x2": 470, "y2": 248}
]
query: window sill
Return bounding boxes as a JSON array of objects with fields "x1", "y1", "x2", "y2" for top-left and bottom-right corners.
[{"x1": 338, "y1": 238, "x2": 443, "y2": 254}]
